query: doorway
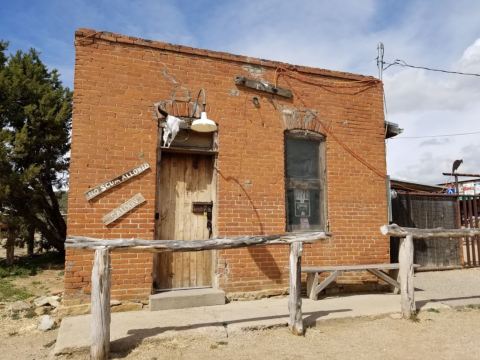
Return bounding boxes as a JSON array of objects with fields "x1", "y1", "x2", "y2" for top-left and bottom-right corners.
[{"x1": 155, "y1": 152, "x2": 215, "y2": 290}]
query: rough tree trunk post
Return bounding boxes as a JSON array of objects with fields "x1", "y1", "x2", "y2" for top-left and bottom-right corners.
[
  {"x1": 399, "y1": 235, "x2": 415, "y2": 319},
  {"x1": 288, "y1": 241, "x2": 304, "y2": 335},
  {"x1": 27, "y1": 224, "x2": 35, "y2": 256},
  {"x1": 6, "y1": 227, "x2": 15, "y2": 265},
  {"x1": 91, "y1": 247, "x2": 111, "y2": 360}
]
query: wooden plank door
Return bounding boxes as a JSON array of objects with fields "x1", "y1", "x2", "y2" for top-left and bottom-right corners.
[{"x1": 156, "y1": 153, "x2": 214, "y2": 290}]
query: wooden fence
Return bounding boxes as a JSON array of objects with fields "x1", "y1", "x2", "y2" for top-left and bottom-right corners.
[
  {"x1": 66, "y1": 232, "x2": 331, "y2": 360},
  {"x1": 381, "y1": 224, "x2": 480, "y2": 319},
  {"x1": 459, "y1": 195, "x2": 480, "y2": 267},
  {"x1": 391, "y1": 193, "x2": 461, "y2": 270}
]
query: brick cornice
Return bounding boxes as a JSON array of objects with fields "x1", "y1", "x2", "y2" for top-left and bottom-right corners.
[{"x1": 75, "y1": 28, "x2": 379, "y2": 83}]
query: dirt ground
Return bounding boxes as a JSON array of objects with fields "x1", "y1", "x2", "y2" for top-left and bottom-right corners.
[
  {"x1": 0, "y1": 246, "x2": 63, "y2": 360},
  {"x1": 0, "y1": 314, "x2": 58, "y2": 360},
  {"x1": 49, "y1": 307, "x2": 479, "y2": 360},
  {"x1": 2, "y1": 246, "x2": 480, "y2": 360},
  {"x1": 0, "y1": 269, "x2": 63, "y2": 359},
  {"x1": 4, "y1": 308, "x2": 480, "y2": 360}
]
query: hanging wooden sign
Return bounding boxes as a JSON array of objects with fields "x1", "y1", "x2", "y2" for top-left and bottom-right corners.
[
  {"x1": 85, "y1": 163, "x2": 150, "y2": 201},
  {"x1": 102, "y1": 193, "x2": 146, "y2": 225}
]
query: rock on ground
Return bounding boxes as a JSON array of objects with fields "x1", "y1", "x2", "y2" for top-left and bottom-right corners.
[
  {"x1": 37, "y1": 315, "x2": 55, "y2": 331},
  {"x1": 7, "y1": 301, "x2": 31, "y2": 312},
  {"x1": 34, "y1": 296, "x2": 60, "y2": 308}
]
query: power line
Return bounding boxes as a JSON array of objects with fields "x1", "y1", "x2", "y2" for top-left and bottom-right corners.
[
  {"x1": 391, "y1": 130, "x2": 480, "y2": 139},
  {"x1": 383, "y1": 59, "x2": 480, "y2": 77}
]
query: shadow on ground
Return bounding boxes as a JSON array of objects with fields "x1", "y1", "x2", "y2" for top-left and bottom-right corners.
[
  {"x1": 416, "y1": 295, "x2": 480, "y2": 308},
  {"x1": 110, "y1": 308, "x2": 351, "y2": 358}
]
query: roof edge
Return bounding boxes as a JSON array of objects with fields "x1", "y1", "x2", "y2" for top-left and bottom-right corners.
[
  {"x1": 391, "y1": 178, "x2": 444, "y2": 193},
  {"x1": 75, "y1": 28, "x2": 381, "y2": 83}
]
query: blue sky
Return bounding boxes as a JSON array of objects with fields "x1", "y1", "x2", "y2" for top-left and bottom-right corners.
[{"x1": 1, "y1": 0, "x2": 480, "y2": 183}]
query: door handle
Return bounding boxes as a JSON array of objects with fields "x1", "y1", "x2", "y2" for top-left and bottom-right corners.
[{"x1": 206, "y1": 209, "x2": 213, "y2": 239}]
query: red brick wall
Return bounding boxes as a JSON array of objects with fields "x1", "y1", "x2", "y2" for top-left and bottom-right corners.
[{"x1": 66, "y1": 28, "x2": 388, "y2": 302}]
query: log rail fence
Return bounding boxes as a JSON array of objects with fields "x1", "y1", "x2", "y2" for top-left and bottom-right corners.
[
  {"x1": 381, "y1": 223, "x2": 480, "y2": 319},
  {"x1": 66, "y1": 232, "x2": 331, "y2": 360},
  {"x1": 67, "y1": 224, "x2": 480, "y2": 359}
]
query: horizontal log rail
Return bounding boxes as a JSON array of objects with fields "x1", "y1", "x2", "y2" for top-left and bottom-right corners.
[
  {"x1": 66, "y1": 232, "x2": 330, "y2": 251},
  {"x1": 70, "y1": 232, "x2": 331, "y2": 360},
  {"x1": 381, "y1": 223, "x2": 480, "y2": 320},
  {"x1": 381, "y1": 224, "x2": 480, "y2": 239}
]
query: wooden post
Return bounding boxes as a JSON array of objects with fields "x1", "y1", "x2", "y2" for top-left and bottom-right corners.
[
  {"x1": 306, "y1": 273, "x2": 319, "y2": 300},
  {"x1": 91, "y1": 247, "x2": 111, "y2": 360},
  {"x1": 288, "y1": 241, "x2": 304, "y2": 335},
  {"x1": 399, "y1": 235, "x2": 415, "y2": 319}
]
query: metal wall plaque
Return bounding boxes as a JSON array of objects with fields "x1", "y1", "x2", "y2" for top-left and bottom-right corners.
[
  {"x1": 102, "y1": 193, "x2": 146, "y2": 225},
  {"x1": 85, "y1": 162, "x2": 150, "y2": 201},
  {"x1": 192, "y1": 201, "x2": 213, "y2": 214}
]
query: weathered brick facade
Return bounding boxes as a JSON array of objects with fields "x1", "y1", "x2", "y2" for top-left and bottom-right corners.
[{"x1": 66, "y1": 28, "x2": 389, "y2": 304}]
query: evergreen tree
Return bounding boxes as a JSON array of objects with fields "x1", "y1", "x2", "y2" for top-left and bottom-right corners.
[{"x1": 0, "y1": 41, "x2": 72, "y2": 255}]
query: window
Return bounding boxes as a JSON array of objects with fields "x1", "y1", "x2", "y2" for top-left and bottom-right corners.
[{"x1": 285, "y1": 131, "x2": 326, "y2": 231}]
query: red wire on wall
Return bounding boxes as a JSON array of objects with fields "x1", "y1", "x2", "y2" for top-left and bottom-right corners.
[{"x1": 276, "y1": 68, "x2": 386, "y2": 179}]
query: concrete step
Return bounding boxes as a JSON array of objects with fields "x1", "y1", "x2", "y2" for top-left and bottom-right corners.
[{"x1": 149, "y1": 288, "x2": 226, "y2": 311}]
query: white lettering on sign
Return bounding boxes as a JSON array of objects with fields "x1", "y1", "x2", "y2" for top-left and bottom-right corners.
[
  {"x1": 85, "y1": 163, "x2": 150, "y2": 201},
  {"x1": 102, "y1": 193, "x2": 146, "y2": 225}
]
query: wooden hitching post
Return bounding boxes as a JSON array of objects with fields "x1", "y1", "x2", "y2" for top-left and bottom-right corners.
[
  {"x1": 91, "y1": 246, "x2": 111, "y2": 360},
  {"x1": 399, "y1": 234, "x2": 415, "y2": 319},
  {"x1": 288, "y1": 241, "x2": 304, "y2": 335}
]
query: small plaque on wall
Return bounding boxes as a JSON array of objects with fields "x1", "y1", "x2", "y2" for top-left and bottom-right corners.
[
  {"x1": 85, "y1": 162, "x2": 150, "y2": 201},
  {"x1": 102, "y1": 193, "x2": 146, "y2": 225}
]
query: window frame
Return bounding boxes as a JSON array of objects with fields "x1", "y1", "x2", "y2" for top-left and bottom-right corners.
[{"x1": 284, "y1": 130, "x2": 327, "y2": 232}]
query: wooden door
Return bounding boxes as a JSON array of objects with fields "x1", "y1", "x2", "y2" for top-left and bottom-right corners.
[{"x1": 156, "y1": 153, "x2": 214, "y2": 290}]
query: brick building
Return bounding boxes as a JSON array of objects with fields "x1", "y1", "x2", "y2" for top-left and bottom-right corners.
[{"x1": 66, "y1": 28, "x2": 393, "y2": 305}]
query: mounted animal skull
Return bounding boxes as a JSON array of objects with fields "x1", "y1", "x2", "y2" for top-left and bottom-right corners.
[{"x1": 162, "y1": 115, "x2": 185, "y2": 147}]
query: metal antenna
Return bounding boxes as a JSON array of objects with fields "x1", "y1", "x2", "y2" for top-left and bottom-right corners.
[{"x1": 377, "y1": 42, "x2": 384, "y2": 80}]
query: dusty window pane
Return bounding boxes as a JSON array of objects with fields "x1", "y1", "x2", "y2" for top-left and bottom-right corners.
[
  {"x1": 285, "y1": 135, "x2": 324, "y2": 231},
  {"x1": 286, "y1": 138, "x2": 319, "y2": 179}
]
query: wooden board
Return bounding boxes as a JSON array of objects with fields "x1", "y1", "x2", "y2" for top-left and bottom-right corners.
[
  {"x1": 85, "y1": 162, "x2": 150, "y2": 201},
  {"x1": 156, "y1": 153, "x2": 214, "y2": 289},
  {"x1": 302, "y1": 263, "x2": 401, "y2": 272},
  {"x1": 235, "y1": 76, "x2": 293, "y2": 98},
  {"x1": 102, "y1": 193, "x2": 146, "y2": 225}
]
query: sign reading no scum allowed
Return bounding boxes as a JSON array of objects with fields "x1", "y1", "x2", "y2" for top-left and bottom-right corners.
[{"x1": 84, "y1": 162, "x2": 150, "y2": 201}]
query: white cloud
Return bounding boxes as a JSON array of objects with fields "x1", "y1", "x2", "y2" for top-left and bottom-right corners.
[
  {"x1": 393, "y1": 138, "x2": 480, "y2": 184},
  {"x1": 197, "y1": 0, "x2": 378, "y2": 72},
  {"x1": 384, "y1": 34, "x2": 480, "y2": 184},
  {"x1": 420, "y1": 138, "x2": 451, "y2": 147},
  {"x1": 457, "y1": 38, "x2": 480, "y2": 71},
  {"x1": 383, "y1": 37, "x2": 480, "y2": 115}
]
